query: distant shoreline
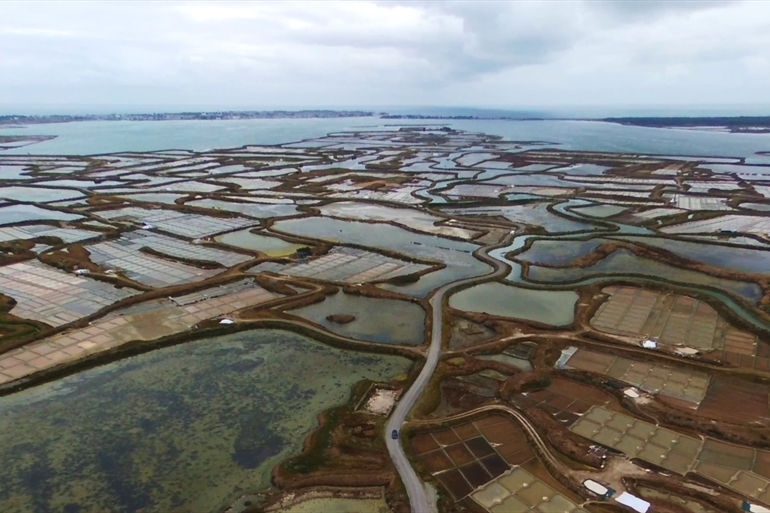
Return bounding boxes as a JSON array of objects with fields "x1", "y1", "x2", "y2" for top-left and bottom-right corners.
[
  {"x1": 2, "y1": 111, "x2": 770, "y2": 134},
  {"x1": 0, "y1": 110, "x2": 379, "y2": 126},
  {"x1": 601, "y1": 116, "x2": 770, "y2": 134}
]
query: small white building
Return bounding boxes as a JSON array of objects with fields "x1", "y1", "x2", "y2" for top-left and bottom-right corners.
[
  {"x1": 623, "y1": 388, "x2": 641, "y2": 399},
  {"x1": 583, "y1": 479, "x2": 610, "y2": 497}
]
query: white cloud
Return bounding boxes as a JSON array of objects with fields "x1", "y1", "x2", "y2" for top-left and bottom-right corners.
[{"x1": 0, "y1": 0, "x2": 768, "y2": 110}]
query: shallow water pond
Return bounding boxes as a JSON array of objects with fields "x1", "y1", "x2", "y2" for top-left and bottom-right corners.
[
  {"x1": 516, "y1": 238, "x2": 605, "y2": 266},
  {"x1": 741, "y1": 203, "x2": 770, "y2": 212},
  {"x1": 114, "y1": 193, "x2": 187, "y2": 205},
  {"x1": 548, "y1": 163, "x2": 610, "y2": 175},
  {"x1": 511, "y1": 163, "x2": 558, "y2": 172},
  {"x1": 187, "y1": 198, "x2": 299, "y2": 218},
  {"x1": 0, "y1": 186, "x2": 84, "y2": 203},
  {"x1": 289, "y1": 291, "x2": 426, "y2": 345},
  {"x1": 486, "y1": 173, "x2": 585, "y2": 188},
  {"x1": 273, "y1": 217, "x2": 488, "y2": 297},
  {"x1": 525, "y1": 248, "x2": 764, "y2": 304},
  {"x1": 273, "y1": 216, "x2": 474, "y2": 254},
  {"x1": 216, "y1": 229, "x2": 305, "y2": 256},
  {"x1": 612, "y1": 235, "x2": 770, "y2": 275},
  {"x1": 0, "y1": 165, "x2": 34, "y2": 180},
  {"x1": 318, "y1": 201, "x2": 476, "y2": 239},
  {"x1": 0, "y1": 330, "x2": 410, "y2": 513},
  {"x1": 570, "y1": 204, "x2": 628, "y2": 218},
  {"x1": 0, "y1": 204, "x2": 83, "y2": 225},
  {"x1": 35, "y1": 179, "x2": 124, "y2": 189},
  {"x1": 449, "y1": 282, "x2": 578, "y2": 326},
  {"x1": 443, "y1": 204, "x2": 597, "y2": 234}
]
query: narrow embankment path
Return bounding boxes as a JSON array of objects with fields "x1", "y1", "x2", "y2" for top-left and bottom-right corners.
[{"x1": 385, "y1": 232, "x2": 515, "y2": 513}]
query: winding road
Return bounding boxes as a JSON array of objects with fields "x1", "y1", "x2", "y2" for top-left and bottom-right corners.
[{"x1": 385, "y1": 232, "x2": 516, "y2": 513}]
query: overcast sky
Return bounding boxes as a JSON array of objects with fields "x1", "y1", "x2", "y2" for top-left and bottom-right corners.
[{"x1": 1, "y1": 1, "x2": 769, "y2": 112}]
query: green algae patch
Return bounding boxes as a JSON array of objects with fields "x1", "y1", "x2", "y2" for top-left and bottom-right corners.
[
  {"x1": 215, "y1": 229, "x2": 305, "y2": 257},
  {"x1": 275, "y1": 497, "x2": 391, "y2": 513},
  {"x1": 0, "y1": 330, "x2": 410, "y2": 513}
]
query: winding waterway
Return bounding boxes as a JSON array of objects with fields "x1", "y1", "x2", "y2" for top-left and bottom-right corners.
[{"x1": 487, "y1": 200, "x2": 770, "y2": 334}]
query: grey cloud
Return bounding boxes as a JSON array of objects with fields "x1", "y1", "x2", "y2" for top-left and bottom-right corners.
[
  {"x1": 377, "y1": 1, "x2": 586, "y2": 76},
  {"x1": 0, "y1": 1, "x2": 767, "y2": 108},
  {"x1": 588, "y1": 0, "x2": 735, "y2": 21}
]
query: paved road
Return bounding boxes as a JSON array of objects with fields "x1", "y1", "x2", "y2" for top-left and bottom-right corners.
[{"x1": 385, "y1": 232, "x2": 515, "y2": 513}]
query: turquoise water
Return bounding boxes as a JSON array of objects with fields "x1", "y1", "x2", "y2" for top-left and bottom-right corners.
[
  {"x1": 0, "y1": 166, "x2": 34, "y2": 180},
  {"x1": 186, "y1": 198, "x2": 299, "y2": 218},
  {"x1": 34, "y1": 180, "x2": 124, "y2": 189},
  {"x1": 449, "y1": 283, "x2": 578, "y2": 326},
  {"x1": 442, "y1": 120, "x2": 770, "y2": 162},
  {"x1": 516, "y1": 238, "x2": 605, "y2": 265},
  {"x1": 2, "y1": 119, "x2": 769, "y2": 160},
  {"x1": 0, "y1": 186, "x2": 83, "y2": 203},
  {"x1": 525, "y1": 248, "x2": 764, "y2": 305},
  {"x1": 271, "y1": 217, "x2": 489, "y2": 297},
  {"x1": 489, "y1": 234, "x2": 770, "y2": 335},
  {"x1": 570, "y1": 204, "x2": 628, "y2": 218},
  {"x1": 442, "y1": 204, "x2": 598, "y2": 234},
  {"x1": 1, "y1": 118, "x2": 382, "y2": 155},
  {"x1": 610, "y1": 235, "x2": 770, "y2": 275},
  {"x1": 215, "y1": 229, "x2": 304, "y2": 256},
  {"x1": 288, "y1": 291, "x2": 426, "y2": 345},
  {"x1": 0, "y1": 204, "x2": 82, "y2": 224}
]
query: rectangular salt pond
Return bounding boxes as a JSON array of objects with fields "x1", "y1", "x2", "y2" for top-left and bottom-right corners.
[
  {"x1": 548, "y1": 163, "x2": 611, "y2": 175},
  {"x1": 114, "y1": 193, "x2": 187, "y2": 205},
  {"x1": 449, "y1": 282, "x2": 578, "y2": 326},
  {"x1": 186, "y1": 198, "x2": 299, "y2": 218},
  {"x1": 741, "y1": 203, "x2": 770, "y2": 212},
  {"x1": 0, "y1": 186, "x2": 84, "y2": 203},
  {"x1": 571, "y1": 204, "x2": 629, "y2": 218},
  {"x1": 0, "y1": 165, "x2": 34, "y2": 180},
  {"x1": 0, "y1": 204, "x2": 82, "y2": 225},
  {"x1": 34, "y1": 179, "x2": 125, "y2": 189}
]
